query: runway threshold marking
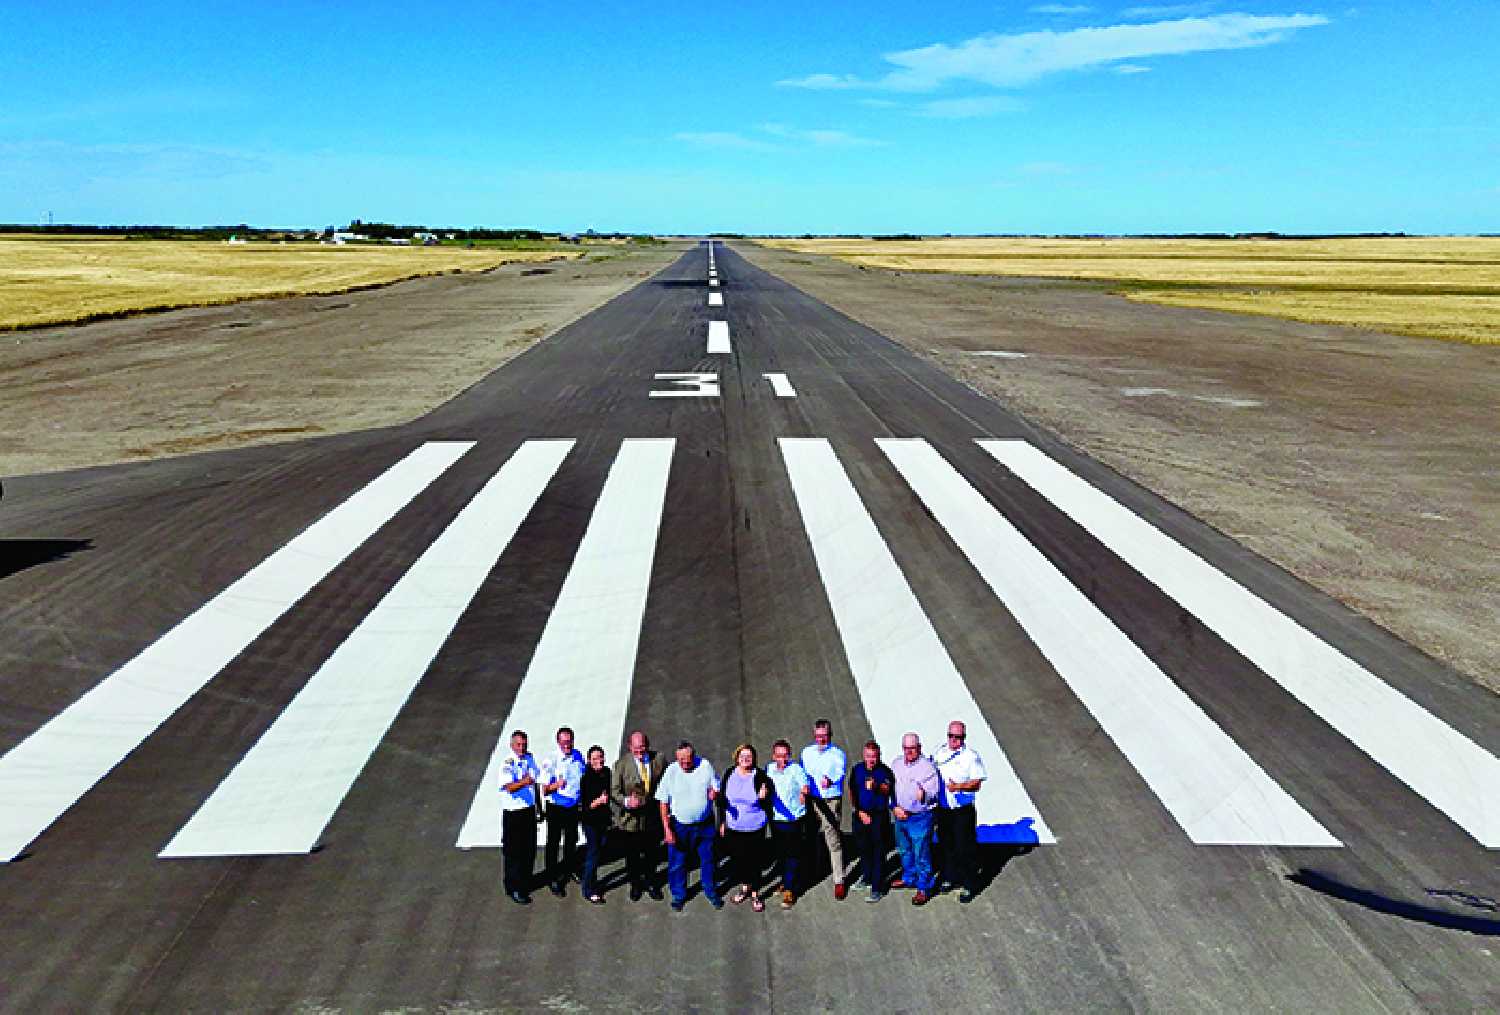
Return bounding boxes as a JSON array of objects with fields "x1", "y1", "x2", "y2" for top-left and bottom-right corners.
[
  {"x1": 765, "y1": 373, "x2": 797, "y2": 397},
  {"x1": 457, "y1": 439, "x2": 674, "y2": 848},
  {"x1": 879, "y1": 439, "x2": 1341, "y2": 846},
  {"x1": 708, "y1": 292, "x2": 724, "y2": 307},
  {"x1": 707, "y1": 320, "x2": 731, "y2": 354},
  {"x1": 160, "y1": 440, "x2": 573, "y2": 858},
  {"x1": 0, "y1": 441, "x2": 475, "y2": 864},
  {"x1": 780, "y1": 438, "x2": 1053, "y2": 845},
  {"x1": 980, "y1": 439, "x2": 1500, "y2": 847}
]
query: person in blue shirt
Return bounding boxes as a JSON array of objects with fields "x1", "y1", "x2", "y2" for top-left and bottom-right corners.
[
  {"x1": 540, "y1": 726, "x2": 586, "y2": 898},
  {"x1": 848, "y1": 740, "x2": 896, "y2": 902},
  {"x1": 656, "y1": 740, "x2": 722, "y2": 911},
  {"x1": 800, "y1": 719, "x2": 849, "y2": 900},
  {"x1": 766, "y1": 738, "x2": 812, "y2": 909}
]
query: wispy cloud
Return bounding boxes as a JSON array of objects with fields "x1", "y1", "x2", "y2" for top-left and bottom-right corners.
[
  {"x1": 1030, "y1": 4, "x2": 1093, "y2": 13},
  {"x1": 673, "y1": 131, "x2": 778, "y2": 151},
  {"x1": 0, "y1": 140, "x2": 270, "y2": 181},
  {"x1": 780, "y1": 13, "x2": 1330, "y2": 92},
  {"x1": 1122, "y1": 3, "x2": 1221, "y2": 18},
  {"x1": 1114, "y1": 62, "x2": 1153, "y2": 73},
  {"x1": 673, "y1": 125, "x2": 884, "y2": 151},
  {"x1": 916, "y1": 96, "x2": 1027, "y2": 118}
]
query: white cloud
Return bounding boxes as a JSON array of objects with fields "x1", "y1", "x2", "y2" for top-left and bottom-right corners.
[
  {"x1": 858, "y1": 98, "x2": 902, "y2": 108},
  {"x1": 1114, "y1": 63, "x2": 1153, "y2": 73},
  {"x1": 1030, "y1": 4, "x2": 1093, "y2": 13},
  {"x1": 776, "y1": 72, "x2": 868, "y2": 90},
  {"x1": 673, "y1": 131, "x2": 777, "y2": 152},
  {"x1": 1122, "y1": 3, "x2": 1221, "y2": 18},
  {"x1": 786, "y1": 13, "x2": 1330, "y2": 92},
  {"x1": 916, "y1": 96, "x2": 1028, "y2": 118}
]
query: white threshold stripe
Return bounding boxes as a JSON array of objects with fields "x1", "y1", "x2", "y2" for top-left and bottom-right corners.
[
  {"x1": 780, "y1": 439, "x2": 1053, "y2": 845},
  {"x1": 708, "y1": 292, "x2": 724, "y2": 307},
  {"x1": 707, "y1": 320, "x2": 731, "y2": 354},
  {"x1": 458, "y1": 439, "x2": 675, "y2": 848},
  {"x1": 0, "y1": 442, "x2": 474, "y2": 864},
  {"x1": 710, "y1": 279, "x2": 719, "y2": 288},
  {"x1": 980, "y1": 439, "x2": 1500, "y2": 847},
  {"x1": 764, "y1": 373, "x2": 797, "y2": 397},
  {"x1": 161, "y1": 440, "x2": 573, "y2": 858},
  {"x1": 880, "y1": 439, "x2": 1340, "y2": 846}
]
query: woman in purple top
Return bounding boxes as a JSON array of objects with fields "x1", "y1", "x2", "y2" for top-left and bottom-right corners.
[{"x1": 718, "y1": 744, "x2": 773, "y2": 912}]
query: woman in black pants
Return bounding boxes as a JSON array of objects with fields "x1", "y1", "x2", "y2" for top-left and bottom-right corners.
[
  {"x1": 718, "y1": 744, "x2": 773, "y2": 911},
  {"x1": 579, "y1": 745, "x2": 612, "y2": 904}
]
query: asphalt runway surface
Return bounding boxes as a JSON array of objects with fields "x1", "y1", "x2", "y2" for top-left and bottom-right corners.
[{"x1": 1, "y1": 243, "x2": 1497, "y2": 1011}]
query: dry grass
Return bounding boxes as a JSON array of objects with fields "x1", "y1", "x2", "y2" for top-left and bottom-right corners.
[
  {"x1": 0, "y1": 239, "x2": 580, "y2": 330},
  {"x1": 757, "y1": 237, "x2": 1500, "y2": 344}
]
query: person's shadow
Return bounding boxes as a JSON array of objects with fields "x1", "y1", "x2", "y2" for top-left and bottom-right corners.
[{"x1": 0, "y1": 539, "x2": 92, "y2": 582}]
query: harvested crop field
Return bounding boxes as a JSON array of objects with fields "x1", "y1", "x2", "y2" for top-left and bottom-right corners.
[
  {"x1": 0, "y1": 238, "x2": 580, "y2": 330},
  {"x1": 758, "y1": 236, "x2": 1500, "y2": 344}
]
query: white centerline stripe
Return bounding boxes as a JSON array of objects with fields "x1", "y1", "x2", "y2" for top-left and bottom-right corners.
[
  {"x1": 781, "y1": 439, "x2": 1052, "y2": 845},
  {"x1": 708, "y1": 292, "x2": 724, "y2": 307},
  {"x1": 710, "y1": 279, "x2": 719, "y2": 288},
  {"x1": 980, "y1": 439, "x2": 1500, "y2": 847},
  {"x1": 880, "y1": 439, "x2": 1339, "y2": 846},
  {"x1": 764, "y1": 373, "x2": 797, "y2": 397},
  {"x1": 707, "y1": 320, "x2": 731, "y2": 354},
  {"x1": 161, "y1": 440, "x2": 573, "y2": 858},
  {"x1": 458, "y1": 439, "x2": 674, "y2": 848},
  {"x1": 0, "y1": 442, "x2": 474, "y2": 864}
]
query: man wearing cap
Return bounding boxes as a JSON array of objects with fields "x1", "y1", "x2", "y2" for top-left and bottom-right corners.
[{"x1": 933, "y1": 719, "x2": 988, "y2": 903}]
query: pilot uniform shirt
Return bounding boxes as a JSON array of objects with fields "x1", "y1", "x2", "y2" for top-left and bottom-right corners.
[
  {"x1": 499, "y1": 751, "x2": 541, "y2": 811},
  {"x1": 933, "y1": 744, "x2": 988, "y2": 809},
  {"x1": 655, "y1": 757, "x2": 718, "y2": 825},
  {"x1": 542, "y1": 748, "x2": 585, "y2": 809},
  {"x1": 800, "y1": 742, "x2": 847, "y2": 800},
  {"x1": 766, "y1": 761, "x2": 812, "y2": 823}
]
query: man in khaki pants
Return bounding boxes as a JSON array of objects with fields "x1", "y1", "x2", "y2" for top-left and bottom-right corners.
[{"x1": 800, "y1": 719, "x2": 848, "y2": 899}]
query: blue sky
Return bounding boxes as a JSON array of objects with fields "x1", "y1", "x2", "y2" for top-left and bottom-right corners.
[{"x1": 1, "y1": 1, "x2": 1495, "y2": 233}]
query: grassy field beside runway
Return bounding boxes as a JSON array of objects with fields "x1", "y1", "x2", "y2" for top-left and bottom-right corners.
[
  {"x1": 756, "y1": 236, "x2": 1500, "y2": 344},
  {"x1": 0, "y1": 238, "x2": 582, "y2": 330}
]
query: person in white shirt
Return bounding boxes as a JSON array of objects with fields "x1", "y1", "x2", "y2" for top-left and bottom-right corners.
[
  {"x1": 498, "y1": 730, "x2": 543, "y2": 905},
  {"x1": 656, "y1": 740, "x2": 723, "y2": 911},
  {"x1": 541, "y1": 725, "x2": 586, "y2": 898},
  {"x1": 800, "y1": 719, "x2": 849, "y2": 900},
  {"x1": 933, "y1": 720, "x2": 988, "y2": 903}
]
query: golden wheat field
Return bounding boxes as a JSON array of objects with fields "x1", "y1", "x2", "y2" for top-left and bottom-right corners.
[
  {"x1": 0, "y1": 239, "x2": 578, "y2": 330},
  {"x1": 758, "y1": 237, "x2": 1500, "y2": 344}
]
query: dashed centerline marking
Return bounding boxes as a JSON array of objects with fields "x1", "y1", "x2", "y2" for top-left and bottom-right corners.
[
  {"x1": 708, "y1": 320, "x2": 731, "y2": 354},
  {"x1": 764, "y1": 373, "x2": 797, "y2": 397},
  {"x1": 708, "y1": 292, "x2": 724, "y2": 307}
]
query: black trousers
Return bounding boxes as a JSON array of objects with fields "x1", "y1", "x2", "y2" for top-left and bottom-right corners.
[
  {"x1": 770, "y1": 817, "x2": 806, "y2": 895},
  {"x1": 544, "y1": 803, "x2": 581, "y2": 885},
  {"x1": 502, "y1": 808, "x2": 538, "y2": 895},
  {"x1": 622, "y1": 826, "x2": 661, "y2": 890},
  {"x1": 852, "y1": 811, "x2": 890, "y2": 890},
  {"x1": 723, "y1": 827, "x2": 765, "y2": 893},
  {"x1": 937, "y1": 804, "x2": 978, "y2": 892}
]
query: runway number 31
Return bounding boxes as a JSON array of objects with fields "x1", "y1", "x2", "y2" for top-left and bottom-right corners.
[{"x1": 649, "y1": 373, "x2": 798, "y2": 398}]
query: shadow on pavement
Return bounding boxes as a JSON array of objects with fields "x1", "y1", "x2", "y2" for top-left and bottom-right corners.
[
  {"x1": 1288, "y1": 868, "x2": 1500, "y2": 937},
  {"x1": 0, "y1": 539, "x2": 93, "y2": 582}
]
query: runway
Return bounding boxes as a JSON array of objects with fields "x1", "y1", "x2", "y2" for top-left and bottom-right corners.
[{"x1": 1, "y1": 242, "x2": 1496, "y2": 1010}]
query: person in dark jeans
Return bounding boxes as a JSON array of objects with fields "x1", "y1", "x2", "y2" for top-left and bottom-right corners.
[
  {"x1": 579, "y1": 745, "x2": 612, "y2": 904},
  {"x1": 848, "y1": 739, "x2": 896, "y2": 902}
]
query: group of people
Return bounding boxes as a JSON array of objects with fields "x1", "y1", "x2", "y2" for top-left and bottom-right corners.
[{"x1": 497, "y1": 718, "x2": 989, "y2": 911}]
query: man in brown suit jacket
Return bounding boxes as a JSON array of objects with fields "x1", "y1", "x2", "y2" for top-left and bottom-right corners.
[{"x1": 612, "y1": 730, "x2": 668, "y2": 901}]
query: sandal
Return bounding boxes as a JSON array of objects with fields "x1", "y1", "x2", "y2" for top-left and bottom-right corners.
[
  {"x1": 751, "y1": 896, "x2": 765, "y2": 913},
  {"x1": 730, "y1": 889, "x2": 749, "y2": 905}
]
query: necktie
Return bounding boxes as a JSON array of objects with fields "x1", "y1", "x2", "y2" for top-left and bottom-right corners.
[{"x1": 639, "y1": 758, "x2": 649, "y2": 792}]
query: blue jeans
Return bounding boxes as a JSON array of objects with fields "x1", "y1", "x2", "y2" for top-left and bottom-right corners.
[
  {"x1": 667, "y1": 817, "x2": 719, "y2": 904},
  {"x1": 893, "y1": 809, "x2": 934, "y2": 893},
  {"x1": 581, "y1": 823, "x2": 606, "y2": 897}
]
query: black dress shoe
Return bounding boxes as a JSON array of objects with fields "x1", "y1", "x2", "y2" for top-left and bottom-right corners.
[
  {"x1": 958, "y1": 890, "x2": 976, "y2": 904},
  {"x1": 629, "y1": 886, "x2": 643, "y2": 902},
  {"x1": 508, "y1": 891, "x2": 532, "y2": 905},
  {"x1": 549, "y1": 882, "x2": 566, "y2": 898},
  {"x1": 647, "y1": 886, "x2": 664, "y2": 901}
]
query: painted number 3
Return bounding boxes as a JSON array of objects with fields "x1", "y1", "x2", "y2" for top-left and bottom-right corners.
[{"x1": 649, "y1": 373, "x2": 797, "y2": 398}]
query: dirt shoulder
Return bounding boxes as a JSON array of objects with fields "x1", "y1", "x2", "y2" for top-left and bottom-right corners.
[
  {"x1": 738, "y1": 242, "x2": 1500, "y2": 695},
  {"x1": 0, "y1": 244, "x2": 686, "y2": 475}
]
